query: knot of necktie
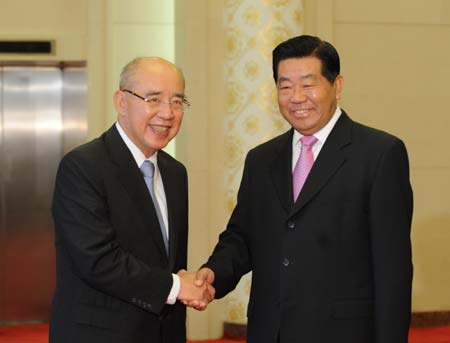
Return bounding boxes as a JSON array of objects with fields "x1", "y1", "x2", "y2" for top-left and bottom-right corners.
[
  {"x1": 300, "y1": 135, "x2": 318, "y2": 148},
  {"x1": 140, "y1": 160, "x2": 155, "y2": 178}
]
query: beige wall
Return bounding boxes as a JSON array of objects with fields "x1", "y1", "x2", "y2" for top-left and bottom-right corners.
[
  {"x1": 0, "y1": 0, "x2": 88, "y2": 61},
  {"x1": 175, "y1": 1, "x2": 229, "y2": 338}
]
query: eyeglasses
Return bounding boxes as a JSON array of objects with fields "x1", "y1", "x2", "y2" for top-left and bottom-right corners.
[{"x1": 121, "y1": 89, "x2": 190, "y2": 112}]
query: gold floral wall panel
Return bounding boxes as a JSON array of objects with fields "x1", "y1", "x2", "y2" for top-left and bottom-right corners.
[{"x1": 224, "y1": 0, "x2": 303, "y2": 324}]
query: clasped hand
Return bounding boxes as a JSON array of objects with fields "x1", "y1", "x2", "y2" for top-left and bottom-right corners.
[{"x1": 176, "y1": 268, "x2": 215, "y2": 311}]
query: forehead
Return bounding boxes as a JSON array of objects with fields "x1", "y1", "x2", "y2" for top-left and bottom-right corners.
[
  {"x1": 277, "y1": 56, "x2": 323, "y2": 80},
  {"x1": 133, "y1": 61, "x2": 185, "y2": 92}
]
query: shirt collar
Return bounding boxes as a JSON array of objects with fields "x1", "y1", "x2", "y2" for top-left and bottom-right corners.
[
  {"x1": 115, "y1": 122, "x2": 159, "y2": 168},
  {"x1": 293, "y1": 106, "x2": 342, "y2": 145}
]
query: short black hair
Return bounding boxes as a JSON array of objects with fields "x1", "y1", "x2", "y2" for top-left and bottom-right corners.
[{"x1": 272, "y1": 35, "x2": 340, "y2": 83}]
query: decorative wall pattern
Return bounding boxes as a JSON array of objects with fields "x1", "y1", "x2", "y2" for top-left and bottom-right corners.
[{"x1": 223, "y1": 0, "x2": 303, "y2": 324}]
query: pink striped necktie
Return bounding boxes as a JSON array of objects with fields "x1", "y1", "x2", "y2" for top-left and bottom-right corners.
[{"x1": 293, "y1": 135, "x2": 318, "y2": 201}]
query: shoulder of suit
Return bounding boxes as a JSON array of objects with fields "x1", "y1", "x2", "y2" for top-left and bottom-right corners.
[
  {"x1": 351, "y1": 119, "x2": 403, "y2": 148},
  {"x1": 63, "y1": 134, "x2": 105, "y2": 161},
  {"x1": 57, "y1": 130, "x2": 111, "y2": 177},
  {"x1": 157, "y1": 149, "x2": 186, "y2": 171},
  {"x1": 247, "y1": 129, "x2": 292, "y2": 157}
]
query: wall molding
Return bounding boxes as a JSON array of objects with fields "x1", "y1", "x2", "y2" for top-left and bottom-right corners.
[
  {"x1": 411, "y1": 311, "x2": 450, "y2": 327},
  {"x1": 223, "y1": 322, "x2": 247, "y2": 339}
]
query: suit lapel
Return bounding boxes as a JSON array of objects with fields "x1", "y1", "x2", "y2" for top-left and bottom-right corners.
[
  {"x1": 157, "y1": 152, "x2": 178, "y2": 270},
  {"x1": 105, "y1": 126, "x2": 168, "y2": 260},
  {"x1": 289, "y1": 112, "x2": 353, "y2": 218},
  {"x1": 270, "y1": 130, "x2": 295, "y2": 214}
]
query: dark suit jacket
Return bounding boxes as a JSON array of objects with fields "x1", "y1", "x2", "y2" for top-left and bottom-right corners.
[
  {"x1": 49, "y1": 125, "x2": 188, "y2": 343},
  {"x1": 205, "y1": 111, "x2": 413, "y2": 343}
]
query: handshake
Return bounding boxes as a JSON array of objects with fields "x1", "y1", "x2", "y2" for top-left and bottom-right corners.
[{"x1": 176, "y1": 267, "x2": 215, "y2": 311}]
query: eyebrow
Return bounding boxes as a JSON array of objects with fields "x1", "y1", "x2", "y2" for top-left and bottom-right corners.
[
  {"x1": 300, "y1": 73, "x2": 317, "y2": 80},
  {"x1": 174, "y1": 92, "x2": 186, "y2": 99},
  {"x1": 145, "y1": 90, "x2": 186, "y2": 99},
  {"x1": 144, "y1": 90, "x2": 162, "y2": 97},
  {"x1": 277, "y1": 76, "x2": 291, "y2": 84}
]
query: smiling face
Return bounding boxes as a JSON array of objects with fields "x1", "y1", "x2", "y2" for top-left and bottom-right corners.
[
  {"x1": 114, "y1": 58, "x2": 185, "y2": 157},
  {"x1": 276, "y1": 56, "x2": 343, "y2": 135}
]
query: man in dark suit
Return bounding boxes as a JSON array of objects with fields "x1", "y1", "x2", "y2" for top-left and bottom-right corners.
[
  {"x1": 194, "y1": 35, "x2": 413, "y2": 342},
  {"x1": 49, "y1": 57, "x2": 212, "y2": 343}
]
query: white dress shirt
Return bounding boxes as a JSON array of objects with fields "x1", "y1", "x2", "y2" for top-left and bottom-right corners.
[{"x1": 116, "y1": 122, "x2": 180, "y2": 304}]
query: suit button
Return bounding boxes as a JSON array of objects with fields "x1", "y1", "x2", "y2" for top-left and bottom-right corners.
[
  {"x1": 287, "y1": 221, "x2": 295, "y2": 229},
  {"x1": 282, "y1": 258, "x2": 290, "y2": 267}
]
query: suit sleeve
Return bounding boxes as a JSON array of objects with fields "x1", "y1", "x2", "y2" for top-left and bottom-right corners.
[
  {"x1": 52, "y1": 150, "x2": 173, "y2": 315},
  {"x1": 204, "y1": 152, "x2": 253, "y2": 298},
  {"x1": 369, "y1": 138, "x2": 413, "y2": 343}
]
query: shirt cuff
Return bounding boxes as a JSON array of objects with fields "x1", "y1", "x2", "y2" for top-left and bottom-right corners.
[{"x1": 166, "y1": 273, "x2": 180, "y2": 305}]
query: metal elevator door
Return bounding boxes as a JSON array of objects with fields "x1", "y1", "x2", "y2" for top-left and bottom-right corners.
[{"x1": 0, "y1": 63, "x2": 87, "y2": 324}]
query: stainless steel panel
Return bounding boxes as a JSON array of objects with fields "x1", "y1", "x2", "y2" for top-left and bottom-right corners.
[
  {"x1": 2, "y1": 66, "x2": 62, "y2": 322},
  {"x1": 0, "y1": 63, "x2": 87, "y2": 323}
]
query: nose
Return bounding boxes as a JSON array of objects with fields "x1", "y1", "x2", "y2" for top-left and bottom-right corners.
[
  {"x1": 157, "y1": 102, "x2": 175, "y2": 119},
  {"x1": 290, "y1": 85, "x2": 307, "y2": 103}
]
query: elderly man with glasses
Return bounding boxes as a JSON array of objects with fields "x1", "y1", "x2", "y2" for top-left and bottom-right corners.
[{"x1": 49, "y1": 57, "x2": 213, "y2": 343}]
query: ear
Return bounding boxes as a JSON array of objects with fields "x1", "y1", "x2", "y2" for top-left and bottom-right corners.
[
  {"x1": 113, "y1": 90, "x2": 127, "y2": 117},
  {"x1": 334, "y1": 75, "x2": 343, "y2": 100}
]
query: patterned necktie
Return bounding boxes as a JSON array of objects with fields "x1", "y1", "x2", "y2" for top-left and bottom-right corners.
[
  {"x1": 293, "y1": 135, "x2": 318, "y2": 201},
  {"x1": 140, "y1": 160, "x2": 169, "y2": 255}
]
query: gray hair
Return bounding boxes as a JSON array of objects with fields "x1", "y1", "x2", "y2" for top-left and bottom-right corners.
[
  {"x1": 119, "y1": 57, "x2": 185, "y2": 90},
  {"x1": 119, "y1": 57, "x2": 144, "y2": 90}
]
